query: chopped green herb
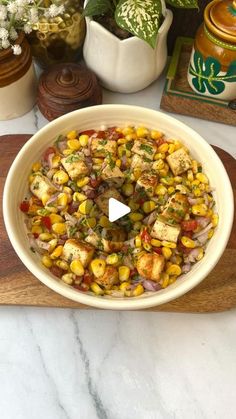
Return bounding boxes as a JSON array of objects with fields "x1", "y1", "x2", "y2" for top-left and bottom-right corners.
[
  {"x1": 143, "y1": 156, "x2": 152, "y2": 163},
  {"x1": 68, "y1": 226, "x2": 78, "y2": 237},
  {"x1": 140, "y1": 144, "x2": 153, "y2": 155},
  {"x1": 33, "y1": 182, "x2": 39, "y2": 190},
  {"x1": 37, "y1": 208, "x2": 50, "y2": 216},
  {"x1": 98, "y1": 139, "x2": 107, "y2": 146},
  {"x1": 65, "y1": 154, "x2": 80, "y2": 163},
  {"x1": 30, "y1": 246, "x2": 36, "y2": 253},
  {"x1": 54, "y1": 134, "x2": 64, "y2": 147},
  {"x1": 126, "y1": 142, "x2": 133, "y2": 151}
]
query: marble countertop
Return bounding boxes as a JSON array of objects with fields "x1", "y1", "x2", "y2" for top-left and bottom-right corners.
[{"x1": 1, "y1": 74, "x2": 236, "y2": 419}]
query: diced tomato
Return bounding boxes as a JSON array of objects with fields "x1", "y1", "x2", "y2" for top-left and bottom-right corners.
[
  {"x1": 181, "y1": 220, "x2": 198, "y2": 231},
  {"x1": 41, "y1": 216, "x2": 52, "y2": 230},
  {"x1": 33, "y1": 233, "x2": 39, "y2": 239},
  {"x1": 19, "y1": 200, "x2": 30, "y2": 213},
  {"x1": 49, "y1": 266, "x2": 64, "y2": 278},
  {"x1": 90, "y1": 177, "x2": 101, "y2": 188},
  {"x1": 74, "y1": 283, "x2": 89, "y2": 292},
  {"x1": 107, "y1": 127, "x2": 123, "y2": 140},
  {"x1": 79, "y1": 129, "x2": 95, "y2": 137},
  {"x1": 153, "y1": 247, "x2": 162, "y2": 254},
  {"x1": 130, "y1": 268, "x2": 138, "y2": 277},
  {"x1": 97, "y1": 130, "x2": 106, "y2": 139},
  {"x1": 178, "y1": 242, "x2": 192, "y2": 254},
  {"x1": 43, "y1": 146, "x2": 55, "y2": 161},
  {"x1": 156, "y1": 137, "x2": 165, "y2": 146},
  {"x1": 140, "y1": 229, "x2": 151, "y2": 243},
  {"x1": 83, "y1": 272, "x2": 92, "y2": 285},
  {"x1": 138, "y1": 198, "x2": 145, "y2": 205}
]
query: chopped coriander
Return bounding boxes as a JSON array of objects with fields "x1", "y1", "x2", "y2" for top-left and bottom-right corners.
[
  {"x1": 54, "y1": 134, "x2": 64, "y2": 147},
  {"x1": 32, "y1": 182, "x2": 39, "y2": 190},
  {"x1": 140, "y1": 144, "x2": 153, "y2": 155},
  {"x1": 143, "y1": 156, "x2": 152, "y2": 163},
  {"x1": 30, "y1": 247, "x2": 36, "y2": 253},
  {"x1": 126, "y1": 142, "x2": 133, "y2": 150},
  {"x1": 65, "y1": 154, "x2": 80, "y2": 163},
  {"x1": 98, "y1": 139, "x2": 107, "y2": 146},
  {"x1": 68, "y1": 226, "x2": 78, "y2": 237}
]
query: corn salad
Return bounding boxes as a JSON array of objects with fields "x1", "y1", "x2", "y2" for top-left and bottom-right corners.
[{"x1": 20, "y1": 126, "x2": 218, "y2": 297}]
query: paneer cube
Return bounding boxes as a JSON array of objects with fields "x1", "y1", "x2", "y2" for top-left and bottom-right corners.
[
  {"x1": 166, "y1": 148, "x2": 192, "y2": 175},
  {"x1": 131, "y1": 154, "x2": 152, "y2": 172},
  {"x1": 95, "y1": 188, "x2": 123, "y2": 216},
  {"x1": 151, "y1": 218, "x2": 181, "y2": 243},
  {"x1": 62, "y1": 239, "x2": 94, "y2": 267},
  {"x1": 131, "y1": 139, "x2": 156, "y2": 160},
  {"x1": 136, "y1": 253, "x2": 165, "y2": 281},
  {"x1": 85, "y1": 228, "x2": 126, "y2": 253},
  {"x1": 61, "y1": 155, "x2": 89, "y2": 180},
  {"x1": 91, "y1": 138, "x2": 117, "y2": 157},
  {"x1": 101, "y1": 164, "x2": 125, "y2": 187},
  {"x1": 30, "y1": 174, "x2": 56, "y2": 201},
  {"x1": 96, "y1": 266, "x2": 119, "y2": 289},
  {"x1": 136, "y1": 171, "x2": 158, "y2": 197},
  {"x1": 161, "y1": 193, "x2": 189, "y2": 223}
]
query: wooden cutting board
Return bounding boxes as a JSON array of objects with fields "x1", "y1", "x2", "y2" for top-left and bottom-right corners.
[{"x1": 0, "y1": 135, "x2": 235, "y2": 312}]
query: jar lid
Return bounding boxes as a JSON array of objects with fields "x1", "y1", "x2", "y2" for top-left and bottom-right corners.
[
  {"x1": 210, "y1": 0, "x2": 236, "y2": 37},
  {"x1": 37, "y1": 63, "x2": 102, "y2": 121}
]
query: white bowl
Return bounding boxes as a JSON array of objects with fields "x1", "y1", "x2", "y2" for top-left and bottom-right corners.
[{"x1": 3, "y1": 105, "x2": 234, "y2": 310}]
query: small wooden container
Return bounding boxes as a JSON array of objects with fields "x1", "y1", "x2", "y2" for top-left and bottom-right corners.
[
  {"x1": 37, "y1": 63, "x2": 102, "y2": 121},
  {"x1": 187, "y1": 0, "x2": 236, "y2": 101}
]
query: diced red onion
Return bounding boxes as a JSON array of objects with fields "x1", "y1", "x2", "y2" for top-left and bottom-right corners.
[
  {"x1": 58, "y1": 239, "x2": 67, "y2": 245},
  {"x1": 35, "y1": 238, "x2": 51, "y2": 251},
  {"x1": 196, "y1": 232, "x2": 208, "y2": 245},
  {"x1": 27, "y1": 234, "x2": 44, "y2": 254},
  {"x1": 143, "y1": 210, "x2": 157, "y2": 225},
  {"x1": 121, "y1": 155, "x2": 127, "y2": 169},
  {"x1": 109, "y1": 290, "x2": 124, "y2": 298},
  {"x1": 57, "y1": 140, "x2": 67, "y2": 153},
  {"x1": 185, "y1": 247, "x2": 201, "y2": 263},
  {"x1": 123, "y1": 256, "x2": 134, "y2": 269},
  {"x1": 45, "y1": 192, "x2": 60, "y2": 206},
  {"x1": 188, "y1": 197, "x2": 199, "y2": 205},
  {"x1": 181, "y1": 263, "x2": 191, "y2": 273},
  {"x1": 83, "y1": 148, "x2": 91, "y2": 157},
  {"x1": 124, "y1": 237, "x2": 135, "y2": 248},
  {"x1": 65, "y1": 212, "x2": 78, "y2": 226},
  {"x1": 193, "y1": 222, "x2": 212, "y2": 239},
  {"x1": 47, "y1": 153, "x2": 55, "y2": 169},
  {"x1": 143, "y1": 280, "x2": 162, "y2": 292},
  {"x1": 195, "y1": 216, "x2": 210, "y2": 228}
]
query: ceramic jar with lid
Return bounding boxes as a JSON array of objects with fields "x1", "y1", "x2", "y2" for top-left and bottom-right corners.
[
  {"x1": 0, "y1": 33, "x2": 37, "y2": 120},
  {"x1": 37, "y1": 63, "x2": 102, "y2": 121},
  {"x1": 187, "y1": 0, "x2": 236, "y2": 101}
]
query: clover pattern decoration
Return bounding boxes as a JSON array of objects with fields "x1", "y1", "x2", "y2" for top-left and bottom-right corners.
[{"x1": 189, "y1": 50, "x2": 236, "y2": 95}]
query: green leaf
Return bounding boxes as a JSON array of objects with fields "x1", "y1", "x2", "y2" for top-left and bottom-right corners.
[
  {"x1": 166, "y1": 0, "x2": 198, "y2": 8},
  {"x1": 83, "y1": 0, "x2": 113, "y2": 17},
  {"x1": 115, "y1": 0, "x2": 163, "y2": 48}
]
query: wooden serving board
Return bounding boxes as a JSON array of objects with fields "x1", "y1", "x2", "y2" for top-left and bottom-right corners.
[
  {"x1": 160, "y1": 37, "x2": 236, "y2": 126},
  {"x1": 0, "y1": 135, "x2": 236, "y2": 312}
]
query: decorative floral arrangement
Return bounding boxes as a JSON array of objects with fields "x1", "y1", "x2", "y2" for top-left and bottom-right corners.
[
  {"x1": 83, "y1": 0, "x2": 198, "y2": 48},
  {"x1": 0, "y1": 0, "x2": 65, "y2": 54}
]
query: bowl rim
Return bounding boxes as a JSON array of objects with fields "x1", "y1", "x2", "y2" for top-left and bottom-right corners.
[{"x1": 3, "y1": 104, "x2": 234, "y2": 310}]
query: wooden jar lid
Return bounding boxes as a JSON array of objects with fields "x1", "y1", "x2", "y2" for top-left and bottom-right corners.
[
  {"x1": 210, "y1": 0, "x2": 236, "y2": 37},
  {"x1": 37, "y1": 63, "x2": 102, "y2": 121}
]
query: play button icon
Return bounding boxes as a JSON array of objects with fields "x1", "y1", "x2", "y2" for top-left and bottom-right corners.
[{"x1": 108, "y1": 198, "x2": 131, "y2": 223}]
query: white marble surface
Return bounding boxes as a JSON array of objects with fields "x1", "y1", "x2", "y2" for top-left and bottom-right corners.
[{"x1": 1, "y1": 74, "x2": 236, "y2": 419}]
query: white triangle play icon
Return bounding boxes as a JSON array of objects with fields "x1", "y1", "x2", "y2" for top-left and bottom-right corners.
[{"x1": 108, "y1": 198, "x2": 131, "y2": 222}]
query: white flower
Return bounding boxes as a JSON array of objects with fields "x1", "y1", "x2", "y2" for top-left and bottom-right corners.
[
  {"x1": 11, "y1": 44, "x2": 22, "y2": 55},
  {"x1": 0, "y1": 5, "x2": 7, "y2": 21},
  {"x1": 9, "y1": 27, "x2": 18, "y2": 41},
  {"x1": 29, "y1": 7, "x2": 39, "y2": 24},
  {"x1": 7, "y1": 2, "x2": 18, "y2": 14},
  {"x1": 47, "y1": 4, "x2": 64, "y2": 18},
  {"x1": 23, "y1": 23, "x2": 32, "y2": 34},
  {"x1": 2, "y1": 39, "x2": 10, "y2": 49},
  {"x1": 0, "y1": 28, "x2": 9, "y2": 40}
]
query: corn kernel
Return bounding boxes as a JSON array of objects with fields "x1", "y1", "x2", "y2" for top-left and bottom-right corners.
[
  {"x1": 50, "y1": 245, "x2": 63, "y2": 259},
  {"x1": 119, "y1": 282, "x2": 131, "y2": 291},
  {"x1": 67, "y1": 130, "x2": 77, "y2": 140},
  {"x1": 122, "y1": 183, "x2": 134, "y2": 196},
  {"x1": 56, "y1": 260, "x2": 69, "y2": 271},
  {"x1": 192, "y1": 204, "x2": 208, "y2": 216},
  {"x1": 151, "y1": 239, "x2": 161, "y2": 247},
  {"x1": 133, "y1": 167, "x2": 142, "y2": 180},
  {"x1": 168, "y1": 186, "x2": 175, "y2": 194},
  {"x1": 211, "y1": 214, "x2": 219, "y2": 227},
  {"x1": 193, "y1": 188, "x2": 202, "y2": 197},
  {"x1": 52, "y1": 222, "x2": 66, "y2": 235},
  {"x1": 143, "y1": 243, "x2": 152, "y2": 252},
  {"x1": 157, "y1": 143, "x2": 169, "y2": 153},
  {"x1": 135, "y1": 235, "x2": 142, "y2": 248},
  {"x1": 62, "y1": 149, "x2": 74, "y2": 156},
  {"x1": 208, "y1": 229, "x2": 214, "y2": 239},
  {"x1": 181, "y1": 236, "x2": 196, "y2": 248},
  {"x1": 70, "y1": 260, "x2": 85, "y2": 276},
  {"x1": 48, "y1": 238, "x2": 58, "y2": 252},
  {"x1": 196, "y1": 247, "x2": 204, "y2": 261},
  {"x1": 196, "y1": 173, "x2": 208, "y2": 184},
  {"x1": 174, "y1": 176, "x2": 183, "y2": 183},
  {"x1": 174, "y1": 255, "x2": 182, "y2": 265},
  {"x1": 106, "y1": 253, "x2": 119, "y2": 265},
  {"x1": 53, "y1": 170, "x2": 69, "y2": 185},
  {"x1": 122, "y1": 126, "x2": 133, "y2": 136},
  {"x1": 79, "y1": 199, "x2": 93, "y2": 215},
  {"x1": 90, "y1": 282, "x2": 104, "y2": 295},
  {"x1": 161, "y1": 241, "x2": 176, "y2": 249},
  {"x1": 136, "y1": 127, "x2": 149, "y2": 137},
  {"x1": 57, "y1": 193, "x2": 68, "y2": 207},
  {"x1": 142, "y1": 201, "x2": 156, "y2": 214},
  {"x1": 126, "y1": 133, "x2": 137, "y2": 141},
  {"x1": 128, "y1": 199, "x2": 140, "y2": 211},
  {"x1": 174, "y1": 140, "x2": 183, "y2": 150},
  {"x1": 52, "y1": 155, "x2": 61, "y2": 168},
  {"x1": 169, "y1": 276, "x2": 177, "y2": 285},
  {"x1": 206, "y1": 209, "x2": 213, "y2": 217},
  {"x1": 187, "y1": 170, "x2": 194, "y2": 182},
  {"x1": 31, "y1": 225, "x2": 43, "y2": 235},
  {"x1": 79, "y1": 134, "x2": 89, "y2": 147},
  {"x1": 62, "y1": 273, "x2": 74, "y2": 285},
  {"x1": 132, "y1": 284, "x2": 144, "y2": 296},
  {"x1": 99, "y1": 215, "x2": 111, "y2": 228},
  {"x1": 133, "y1": 221, "x2": 142, "y2": 230},
  {"x1": 49, "y1": 213, "x2": 63, "y2": 224},
  {"x1": 32, "y1": 216, "x2": 42, "y2": 226},
  {"x1": 168, "y1": 144, "x2": 176, "y2": 154},
  {"x1": 116, "y1": 159, "x2": 121, "y2": 168},
  {"x1": 86, "y1": 217, "x2": 96, "y2": 229},
  {"x1": 129, "y1": 213, "x2": 144, "y2": 222},
  {"x1": 119, "y1": 266, "x2": 130, "y2": 282},
  {"x1": 192, "y1": 160, "x2": 198, "y2": 174},
  {"x1": 159, "y1": 163, "x2": 169, "y2": 177},
  {"x1": 28, "y1": 174, "x2": 36, "y2": 184},
  {"x1": 166, "y1": 264, "x2": 182, "y2": 276},
  {"x1": 41, "y1": 193, "x2": 51, "y2": 206},
  {"x1": 67, "y1": 139, "x2": 80, "y2": 150},
  {"x1": 44, "y1": 206, "x2": 58, "y2": 214},
  {"x1": 155, "y1": 184, "x2": 167, "y2": 196},
  {"x1": 39, "y1": 232, "x2": 53, "y2": 241},
  {"x1": 118, "y1": 145, "x2": 131, "y2": 158},
  {"x1": 90, "y1": 259, "x2": 106, "y2": 278},
  {"x1": 77, "y1": 177, "x2": 90, "y2": 188},
  {"x1": 162, "y1": 247, "x2": 172, "y2": 259},
  {"x1": 73, "y1": 192, "x2": 87, "y2": 202},
  {"x1": 41, "y1": 255, "x2": 53, "y2": 268},
  {"x1": 117, "y1": 137, "x2": 127, "y2": 145},
  {"x1": 92, "y1": 158, "x2": 104, "y2": 165},
  {"x1": 161, "y1": 272, "x2": 170, "y2": 288},
  {"x1": 160, "y1": 177, "x2": 174, "y2": 186},
  {"x1": 151, "y1": 130, "x2": 162, "y2": 140},
  {"x1": 154, "y1": 152, "x2": 166, "y2": 160},
  {"x1": 32, "y1": 162, "x2": 41, "y2": 172}
]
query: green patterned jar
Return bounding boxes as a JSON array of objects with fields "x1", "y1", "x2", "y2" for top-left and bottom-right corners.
[{"x1": 187, "y1": 0, "x2": 236, "y2": 101}]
